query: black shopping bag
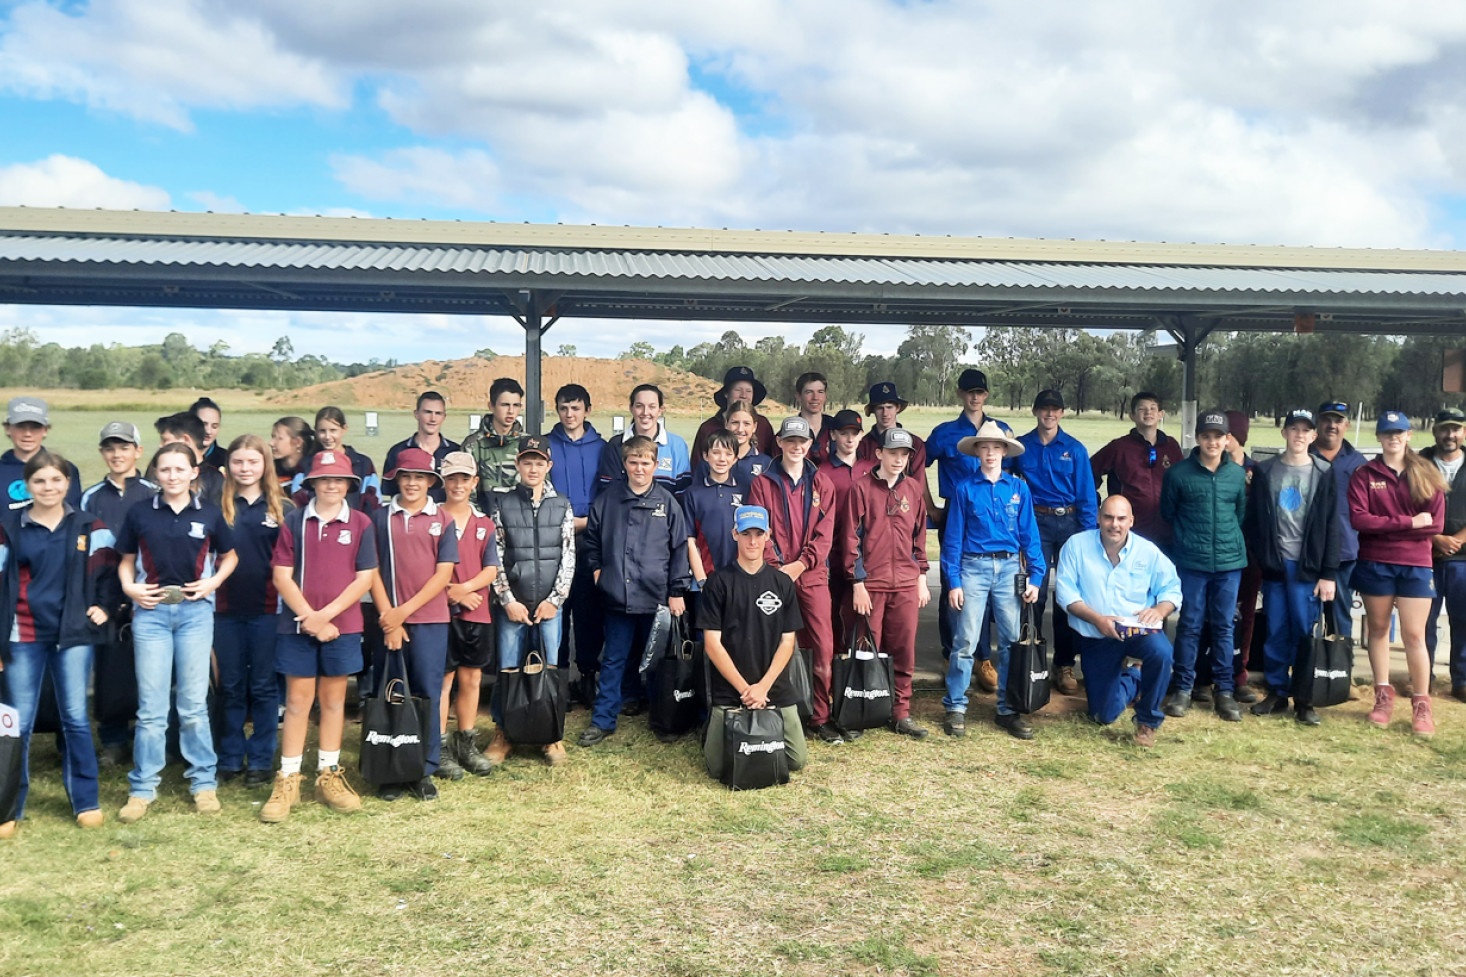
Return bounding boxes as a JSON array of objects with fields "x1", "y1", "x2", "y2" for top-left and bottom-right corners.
[
  {"x1": 1005, "y1": 596, "x2": 1051, "y2": 715},
  {"x1": 787, "y1": 645, "x2": 814, "y2": 723},
  {"x1": 721, "y1": 707, "x2": 789, "y2": 790},
  {"x1": 0, "y1": 703, "x2": 21, "y2": 823},
  {"x1": 830, "y1": 618, "x2": 894, "y2": 731},
  {"x1": 359, "y1": 649, "x2": 431, "y2": 786},
  {"x1": 1298, "y1": 601, "x2": 1353, "y2": 708},
  {"x1": 650, "y1": 614, "x2": 704, "y2": 736},
  {"x1": 499, "y1": 651, "x2": 567, "y2": 746}
]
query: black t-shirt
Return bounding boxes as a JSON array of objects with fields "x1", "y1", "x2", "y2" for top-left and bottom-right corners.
[{"x1": 697, "y1": 561, "x2": 804, "y2": 708}]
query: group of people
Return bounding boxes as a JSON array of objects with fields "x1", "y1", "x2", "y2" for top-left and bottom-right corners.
[{"x1": 0, "y1": 364, "x2": 1457, "y2": 833}]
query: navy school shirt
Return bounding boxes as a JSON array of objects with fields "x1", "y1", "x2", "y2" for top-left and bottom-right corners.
[
  {"x1": 683, "y1": 469, "x2": 753, "y2": 578},
  {"x1": 15, "y1": 508, "x2": 72, "y2": 642},
  {"x1": 216, "y1": 494, "x2": 295, "y2": 617},
  {"x1": 0, "y1": 449, "x2": 83, "y2": 510},
  {"x1": 81, "y1": 474, "x2": 158, "y2": 533},
  {"x1": 115, "y1": 494, "x2": 237, "y2": 596},
  {"x1": 381, "y1": 434, "x2": 462, "y2": 503}
]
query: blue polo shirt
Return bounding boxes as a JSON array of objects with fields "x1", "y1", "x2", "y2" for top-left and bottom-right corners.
[
  {"x1": 115, "y1": 494, "x2": 236, "y2": 597},
  {"x1": 1055, "y1": 529, "x2": 1183, "y2": 639},
  {"x1": 925, "y1": 412, "x2": 1012, "y2": 500},
  {"x1": 217, "y1": 495, "x2": 292, "y2": 617},
  {"x1": 15, "y1": 506, "x2": 71, "y2": 642},
  {"x1": 683, "y1": 470, "x2": 752, "y2": 577},
  {"x1": 1014, "y1": 427, "x2": 1098, "y2": 530},
  {"x1": 940, "y1": 470, "x2": 1046, "y2": 587}
]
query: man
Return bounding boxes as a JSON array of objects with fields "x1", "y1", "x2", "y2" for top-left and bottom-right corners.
[
  {"x1": 1422, "y1": 407, "x2": 1466, "y2": 701},
  {"x1": 1310, "y1": 400, "x2": 1367, "y2": 640},
  {"x1": 383, "y1": 391, "x2": 461, "y2": 502},
  {"x1": 748, "y1": 418, "x2": 839, "y2": 739},
  {"x1": 691, "y1": 366, "x2": 777, "y2": 466},
  {"x1": 941, "y1": 421, "x2": 1045, "y2": 740},
  {"x1": 794, "y1": 372, "x2": 838, "y2": 465},
  {"x1": 461, "y1": 377, "x2": 525, "y2": 506},
  {"x1": 153, "y1": 412, "x2": 223, "y2": 504},
  {"x1": 1160, "y1": 410, "x2": 1249, "y2": 721},
  {"x1": 190, "y1": 396, "x2": 226, "y2": 470},
  {"x1": 1244, "y1": 408, "x2": 1339, "y2": 725},
  {"x1": 1013, "y1": 389, "x2": 1097, "y2": 697},
  {"x1": 698, "y1": 505, "x2": 808, "y2": 782},
  {"x1": 546, "y1": 383, "x2": 606, "y2": 698},
  {"x1": 596, "y1": 384, "x2": 692, "y2": 496},
  {"x1": 818, "y1": 409, "x2": 874, "y2": 653},
  {"x1": 1055, "y1": 496, "x2": 1183, "y2": 748},
  {"x1": 0, "y1": 396, "x2": 81, "y2": 509},
  {"x1": 1090, "y1": 391, "x2": 1183, "y2": 548},
  {"x1": 925, "y1": 370, "x2": 1009, "y2": 691}
]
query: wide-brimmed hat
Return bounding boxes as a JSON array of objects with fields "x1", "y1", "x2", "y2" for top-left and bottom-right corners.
[
  {"x1": 957, "y1": 420, "x2": 1024, "y2": 458},
  {"x1": 305, "y1": 450, "x2": 361, "y2": 484},
  {"x1": 385, "y1": 446, "x2": 442, "y2": 483},
  {"x1": 865, "y1": 382, "x2": 908, "y2": 414},
  {"x1": 713, "y1": 366, "x2": 767, "y2": 408}
]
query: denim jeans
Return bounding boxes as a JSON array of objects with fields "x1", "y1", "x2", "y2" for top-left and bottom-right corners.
[
  {"x1": 213, "y1": 613, "x2": 279, "y2": 773},
  {"x1": 4, "y1": 641, "x2": 98, "y2": 818},
  {"x1": 1332, "y1": 560, "x2": 1356, "y2": 642},
  {"x1": 129, "y1": 600, "x2": 217, "y2": 799},
  {"x1": 1426, "y1": 561, "x2": 1466, "y2": 689},
  {"x1": 1261, "y1": 560, "x2": 1321, "y2": 695},
  {"x1": 491, "y1": 613, "x2": 564, "y2": 724},
  {"x1": 591, "y1": 610, "x2": 655, "y2": 731},
  {"x1": 1172, "y1": 568, "x2": 1243, "y2": 695},
  {"x1": 1078, "y1": 630, "x2": 1174, "y2": 729},
  {"x1": 943, "y1": 553, "x2": 1022, "y2": 715}
]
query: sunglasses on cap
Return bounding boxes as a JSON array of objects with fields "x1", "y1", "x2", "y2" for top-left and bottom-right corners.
[{"x1": 1319, "y1": 403, "x2": 1348, "y2": 416}]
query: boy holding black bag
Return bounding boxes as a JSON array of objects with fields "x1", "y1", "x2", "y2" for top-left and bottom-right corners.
[{"x1": 699, "y1": 505, "x2": 808, "y2": 782}]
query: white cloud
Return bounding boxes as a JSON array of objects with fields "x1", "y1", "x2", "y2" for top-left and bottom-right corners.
[{"x1": 0, "y1": 155, "x2": 171, "y2": 209}]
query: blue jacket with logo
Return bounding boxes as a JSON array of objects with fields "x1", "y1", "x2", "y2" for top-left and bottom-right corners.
[{"x1": 583, "y1": 480, "x2": 692, "y2": 614}]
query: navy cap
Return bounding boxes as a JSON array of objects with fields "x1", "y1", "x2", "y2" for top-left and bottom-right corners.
[
  {"x1": 1318, "y1": 401, "x2": 1350, "y2": 419},
  {"x1": 1283, "y1": 408, "x2": 1316, "y2": 429},
  {"x1": 1434, "y1": 408, "x2": 1466, "y2": 429},
  {"x1": 734, "y1": 505, "x2": 770, "y2": 533},
  {"x1": 881, "y1": 427, "x2": 915, "y2": 451},
  {"x1": 957, "y1": 369, "x2": 989, "y2": 392},
  {"x1": 1196, "y1": 411, "x2": 1229, "y2": 435},
  {"x1": 1033, "y1": 389, "x2": 1065, "y2": 410},
  {"x1": 1376, "y1": 411, "x2": 1411, "y2": 435},
  {"x1": 831, "y1": 409, "x2": 863, "y2": 431}
]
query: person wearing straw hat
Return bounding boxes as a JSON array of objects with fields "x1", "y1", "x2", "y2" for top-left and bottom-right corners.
[
  {"x1": 692, "y1": 366, "x2": 777, "y2": 467},
  {"x1": 941, "y1": 421, "x2": 1045, "y2": 740},
  {"x1": 1423, "y1": 407, "x2": 1466, "y2": 701}
]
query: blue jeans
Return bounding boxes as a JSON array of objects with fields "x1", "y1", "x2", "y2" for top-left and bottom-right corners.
[
  {"x1": 943, "y1": 554, "x2": 1022, "y2": 715},
  {"x1": 1079, "y1": 630, "x2": 1174, "y2": 729},
  {"x1": 591, "y1": 610, "x2": 655, "y2": 732},
  {"x1": 213, "y1": 614, "x2": 279, "y2": 772},
  {"x1": 491, "y1": 613, "x2": 564, "y2": 724},
  {"x1": 1261, "y1": 560, "x2": 1321, "y2": 696},
  {"x1": 1427, "y1": 561, "x2": 1466, "y2": 689},
  {"x1": 1172, "y1": 568, "x2": 1243, "y2": 695},
  {"x1": 1332, "y1": 560, "x2": 1356, "y2": 642},
  {"x1": 129, "y1": 600, "x2": 217, "y2": 799},
  {"x1": 3, "y1": 642, "x2": 98, "y2": 818}
]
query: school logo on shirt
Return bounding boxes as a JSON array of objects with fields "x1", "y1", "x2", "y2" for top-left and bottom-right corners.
[
  {"x1": 76, "y1": 534, "x2": 86, "y2": 552},
  {"x1": 189, "y1": 521, "x2": 206, "y2": 539},
  {"x1": 338, "y1": 529, "x2": 352, "y2": 545},
  {"x1": 476, "y1": 526, "x2": 488, "y2": 541},
  {"x1": 1370, "y1": 480, "x2": 1388, "y2": 491},
  {"x1": 652, "y1": 502, "x2": 667, "y2": 518},
  {"x1": 429, "y1": 521, "x2": 443, "y2": 536},
  {"x1": 263, "y1": 515, "x2": 279, "y2": 528},
  {"x1": 756, "y1": 590, "x2": 783, "y2": 616},
  {"x1": 731, "y1": 494, "x2": 743, "y2": 506},
  {"x1": 750, "y1": 463, "x2": 765, "y2": 476},
  {"x1": 812, "y1": 490, "x2": 821, "y2": 508},
  {"x1": 1010, "y1": 493, "x2": 1022, "y2": 506},
  {"x1": 898, "y1": 495, "x2": 910, "y2": 513}
]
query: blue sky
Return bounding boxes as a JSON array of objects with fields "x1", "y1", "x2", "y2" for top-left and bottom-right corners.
[{"x1": 2, "y1": 1, "x2": 1465, "y2": 363}]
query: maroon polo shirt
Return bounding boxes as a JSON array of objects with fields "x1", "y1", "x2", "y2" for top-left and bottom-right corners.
[
  {"x1": 376, "y1": 498, "x2": 460, "y2": 625},
  {"x1": 450, "y1": 510, "x2": 499, "y2": 624},
  {"x1": 271, "y1": 502, "x2": 378, "y2": 635}
]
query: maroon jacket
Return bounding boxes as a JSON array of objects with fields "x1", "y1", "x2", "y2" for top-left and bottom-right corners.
[
  {"x1": 748, "y1": 460, "x2": 836, "y2": 585},
  {"x1": 821, "y1": 453, "x2": 876, "y2": 581},
  {"x1": 844, "y1": 467, "x2": 929, "y2": 591},
  {"x1": 1348, "y1": 457, "x2": 1444, "y2": 568},
  {"x1": 1090, "y1": 429, "x2": 1183, "y2": 546},
  {"x1": 857, "y1": 426, "x2": 928, "y2": 474},
  {"x1": 691, "y1": 413, "x2": 777, "y2": 468}
]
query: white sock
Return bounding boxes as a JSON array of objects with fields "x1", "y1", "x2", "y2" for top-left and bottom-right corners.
[
  {"x1": 318, "y1": 749, "x2": 340, "y2": 771},
  {"x1": 280, "y1": 755, "x2": 303, "y2": 776}
]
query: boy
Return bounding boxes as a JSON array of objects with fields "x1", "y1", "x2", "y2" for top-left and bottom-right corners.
[
  {"x1": 547, "y1": 383, "x2": 605, "y2": 692},
  {"x1": 0, "y1": 397, "x2": 81, "y2": 508},
  {"x1": 1091, "y1": 391, "x2": 1183, "y2": 548},
  {"x1": 819, "y1": 409, "x2": 874, "y2": 654},
  {"x1": 438, "y1": 451, "x2": 501, "y2": 778},
  {"x1": 383, "y1": 391, "x2": 460, "y2": 502},
  {"x1": 699, "y1": 505, "x2": 808, "y2": 781},
  {"x1": 153, "y1": 412, "x2": 224, "y2": 504},
  {"x1": 462, "y1": 377, "x2": 525, "y2": 507},
  {"x1": 844, "y1": 427, "x2": 932, "y2": 739},
  {"x1": 487, "y1": 436, "x2": 575, "y2": 764},
  {"x1": 369, "y1": 447, "x2": 459, "y2": 800},
  {"x1": 580, "y1": 435, "x2": 692, "y2": 745},
  {"x1": 686, "y1": 431, "x2": 752, "y2": 587}
]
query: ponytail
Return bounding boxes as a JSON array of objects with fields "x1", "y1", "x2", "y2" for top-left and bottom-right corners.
[{"x1": 1403, "y1": 447, "x2": 1447, "y2": 507}]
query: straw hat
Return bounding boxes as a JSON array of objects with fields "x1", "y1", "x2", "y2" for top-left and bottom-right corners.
[{"x1": 957, "y1": 420, "x2": 1024, "y2": 458}]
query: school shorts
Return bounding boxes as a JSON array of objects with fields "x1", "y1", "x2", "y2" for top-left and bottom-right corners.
[
  {"x1": 276, "y1": 632, "x2": 364, "y2": 678},
  {"x1": 447, "y1": 618, "x2": 495, "y2": 671},
  {"x1": 1351, "y1": 560, "x2": 1435, "y2": 600}
]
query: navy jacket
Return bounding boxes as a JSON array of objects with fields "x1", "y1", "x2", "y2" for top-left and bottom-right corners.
[
  {"x1": 0, "y1": 505, "x2": 119, "y2": 654},
  {"x1": 548, "y1": 422, "x2": 605, "y2": 518},
  {"x1": 1310, "y1": 439, "x2": 1367, "y2": 563},
  {"x1": 583, "y1": 480, "x2": 692, "y2": 614}
]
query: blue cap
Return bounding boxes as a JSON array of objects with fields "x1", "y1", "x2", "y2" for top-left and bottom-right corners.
[
  {"x1": 734, "y1": 505, "x2": 770, "y2": 533},
  {"x1": 1376, "y1": 411, "x2": 1411, "y2": 435}
]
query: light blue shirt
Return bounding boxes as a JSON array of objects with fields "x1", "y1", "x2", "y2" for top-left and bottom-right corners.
[{"x1": 1055, "y1": 529, "x2": 1183, "y2": 639}]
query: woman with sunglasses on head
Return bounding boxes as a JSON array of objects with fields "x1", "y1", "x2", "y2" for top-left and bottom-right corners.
[{"x1": 1349, "y1": 411, "x2": 1446, "y2": 737}]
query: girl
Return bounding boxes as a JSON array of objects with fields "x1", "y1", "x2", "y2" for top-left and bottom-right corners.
[
  {"x1": 307, "y1": 407, "x2": 381, "y2": 512},
  {"x1": 261, "y1": 450, "x2": 378, "y2": 822},
  {"x1": 0, "y1": 452, "x2": 116, "y2": 836},
  {"x1": 1349, "y1": 411, "x2": 1447, "y2": 737},
  {"x1": 724, "y1": 401, "x2": 774, "y2": 483},
  {"x1": 215, "y1": 435, "x2": 293, "y2": 789},
  {"x1": 114, "y1": 443, "x2": 237, "y2": 823},
  {"x1": 270, "y1": 417, "x2": 316, "y2": 497}
]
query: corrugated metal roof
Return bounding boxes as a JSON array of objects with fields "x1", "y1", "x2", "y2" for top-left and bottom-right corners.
[{"x1": 5, "y1": 234, "x2": 1466, "y2": 297}]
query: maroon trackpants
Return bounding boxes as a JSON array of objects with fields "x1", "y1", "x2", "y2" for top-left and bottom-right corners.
[
  {"x1": 797, "y1": 576, "x2": 836, "y2": 726},
  {"x1": 829, "y1": 575, "x2": 855, "y2": 659},
  {"x1": 865, "y1": 586, "x2": 919, "y2": 721}
]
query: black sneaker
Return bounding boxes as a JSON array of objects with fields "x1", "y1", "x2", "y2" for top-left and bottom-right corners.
[
  {"x1": 995, "y1": 713, "x2": 1034, "y2": 740},
  {"x1": 1252, "y1": 692, "x2": 1289, "y2": 716},
  {"x1": 1191, "y1": 686, "x2": 1213, "y2": 705},
  {"x1": 620, "y1": 698, "x2": 648, "y2": 717},
  {"x1": 943, "y1": 711, "x2": 967, "y2": 737},
  {"x1": 1295, "y1": 706, "x2": 1321, "y2": 726},
  {"x1": 1162, "y1": 691, "x2": 1192, "y2": 718},
  {"x1": 835, "y1": 724, "x2": 863, "y2": 741},
  {"x1": 889, "y1": 717, "x2": 930, "y2": 739},
  {"x1": 814, "y1": 723, "x2": 845, "y2": 744},
  {"x1": 243, "y1": 769, "x2": 273, "y2": 789},
  {"x1": 578, "y1": 725, "x2": 614, "y2": 747},
  {"x1": 654, "y1": 730, "x2": 684, "y2": 744},
  {"x1": 97, "y1": 743, "x2": 129, "y2": 768},
  {"x1": 408, "y1": 777, "x2": 438, "y2": 801},
  {"x1": 218, "y1": 767, "x2": 244, "y2": 784},
  {"x1": 1234, "y1": 685, "x2": 1260, "y2": 704},
  {"x1": 1453, "y1": 686, "x2": 1466, "y2": 704},
  {"x1": 1214, "y1": 692, "x2": 1243, "y2": 722},
  {"x1": 377, "y1": 782, "x2": 405, "y2": 802}
]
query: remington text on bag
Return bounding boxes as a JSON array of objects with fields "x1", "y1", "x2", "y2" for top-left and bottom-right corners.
[
  {"x1": 650, "y1": 613, "x2": 704, "y2": 736},
  {"x1": 830, "y1": 618, "x2": 894, "y2": 730},
  {"x1": 1006, "y1": 591, "x2": 1051, "y2": 715},
  {"x1": 499, "y1": 651, "x2": 568, "y2": 746},
  {"x1": 720, "y1": 707, "x2": 790, "y2": 790},
  {"x1": 359, "y1": 651, "x2": 431, "y2": 786},
  {"x1": 787, "y1": 645, "x2": 815, "y2": 723},
  {"x1": 1300, "y1": 601, "x2": 1353, "y2": 708}
]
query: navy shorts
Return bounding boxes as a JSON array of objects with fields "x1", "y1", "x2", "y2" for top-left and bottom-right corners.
[
  {"x1": 276, "y1": 632, "x2": 364, "y2": 678},
  {"x1": 1351, "y1": 560, "x2": 1436, "y2": 600},
  {"x1": 447, "y1": 618, "x2": 494, "y2": 671}
]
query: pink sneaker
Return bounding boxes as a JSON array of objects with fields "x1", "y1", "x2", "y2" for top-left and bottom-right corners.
[
  {"x1": 1412, "y1": 695, "x2": 1435, "y2": 738},
  {"x1": 1367, "y1": 685, "x2": 1396, "y2": 728}
]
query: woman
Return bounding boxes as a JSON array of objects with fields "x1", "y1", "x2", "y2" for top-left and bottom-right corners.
[
  {"x1": 1349, "y1": 411, "x2": 1446, "y2": 737},
  {"x1": 724, "y1": 400, "x2": 774, "y2": 483},
  {"x1": 270, "y1": 417, "x2": 315, "y2": 496},
  {"x1": 0, "y1": 452, "x2": 117, "y2": 836},
  {"x1": 114, "y1": 442, "x2": 238, "y2": 823},
  {"x1": 215, "y1": 434, "x2": 292, "y2": 789},
  {"x1": 305, "y1": 407, "x2": 381, "y2": 511}
]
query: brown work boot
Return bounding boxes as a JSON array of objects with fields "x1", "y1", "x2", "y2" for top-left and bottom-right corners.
[
  {"x1": 117, "y1": 796, "x2": 150, "y2": 824},
  {"x1": 314, "y1": 765, "x2": 362, "y2": 813},
  {"x1": 260, "y1": 772, "x2": 302, "y2": 823},
  {"x1": 1055, "y1": 665, "x2": 1079, "y2": 696},
  {"x1": 485, "y1": 728, "x2": 512, "y2": 766},
  {"x1": 1134, "y1": 723, "x2": 1159, "y2": 748},
  {"x1": 193, "y1": 790, "x2": 222, "y2": 815},
  {"x1": 76, "y1": 809, "x2": 104, "y2": 829},
  {"x1": 977, "y1": 659, "x2": 999, "y2": 693},
  {"x1": 0, "y1": 820, "x2": 15, "y2": 839},
  {"x1": 1367, "y1": 684, "x2": 1396, "y2": 728},
  {"x1": 542, "y1": 741, "x2": 567, "y2": 766}
]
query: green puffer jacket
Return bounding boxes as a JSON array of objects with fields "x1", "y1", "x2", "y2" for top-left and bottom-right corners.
[
  {"x1": 462, "y1": 418, "x2": 523, "y2": 502},
  {"x1": 1159, "y1": 449, "x2": 1248, "y2": 573}
]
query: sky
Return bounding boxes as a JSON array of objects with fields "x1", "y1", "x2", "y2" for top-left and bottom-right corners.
[{"x1": 3, "y1": 0, "x2": 1466, "y2": 363}]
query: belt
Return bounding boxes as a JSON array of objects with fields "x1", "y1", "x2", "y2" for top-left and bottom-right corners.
[
  {"x1": 973, "y1": 551, "x2": 1015, "y2": 559},
  {"x1": 1034, "y1": 505, "x2": 1077, "y2": 516}
]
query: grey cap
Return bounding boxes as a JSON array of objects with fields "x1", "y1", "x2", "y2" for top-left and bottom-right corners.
[
  {"x1": 777, "y1": 416, "x2": 813, "y2": 441},
  {"x1": 881, "y1": 427, "x2": 915, "y2": 451},
  {"x1": 99, "y1": 420, "x2": 142, "y2": 445},
  {"x1": 6, "y1": 396, "x2": 48, "y2": 426}
]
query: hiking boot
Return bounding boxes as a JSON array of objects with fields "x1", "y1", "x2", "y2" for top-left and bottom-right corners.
[
  {"x1": 814, "y1": 723, "x2": 845, "y2": 744},
  {"x1": 1162, "y1": 691, "x2": 1191, "y2": 718},
  {"x1": 995, "y1": 713, "x2": 1034, "y2": 740},
  {"x1": 118, "y1": 796, "x2": 150, "y2": 824},
  {"x1": 485, "y1": 729, "x2": 513, "y2": 766},
  {"x1": 315, "y1": 766, "x2": 362, "y2": 813},
  {"x1": 455, "y1": 729, "x2": 494, "y2": 777},
  {"x1": 76, "y1": 809, "x2": 104, "y2": 829},
  {"x1": 577, "y1": 725, "x2": 614, "y2": 747},
  {"x1": 193, "y1": 790, "x2": 222, "y2": 815},
  {"x1": 1252, "y1": 693, "x2": 1289, "y2": 716},
  {"x1": 1191, "y1": 686, "x2": 1213, "y2": 705},
  {"x1": 943, "y1": 711, "x2": 967, "y2": 738},
  {"x1": 976, "y1": 660, "x2": 999, "y2": 693},
  {"x1": 1367, "y1": 684, "x2": 1396, "y2": 728},
  {"x1": 407, "y1": 777, "x2": 438, "y2": 801},
  {"x1": 889, "y1": 717, "x2": 929, "y2": 739},
  {"x1": 1134, "y1": 723, "x2": 1159, "y2": 748},
  {"x1": 244, "y1": 769, "x2": 273, "y2": 789},
  {"x1": 1412, "y1": 695, "x2": 1436, "y2": 738},
  {"x1": 1295, "y1": 706, "x2": 1321, "y2": 727},
  {"x1": 260, "y1": 772, "x2": 302, "y2": 823},
  {"x1": 1054, "y1": 666, "x2": 1079, "y2": 696},
  {"x1": 435, "y1": 736, "x2": 465, "y2": 781},
  {"x1": 1214, "y1": 693, "x2": 1242, "y2": 722},
  {"x1": 543, "y1": 741, "x2": 568, "y2": 766},
  {"x1": 1234, "y1": 684, "x2": 1260, "y2": 704}
]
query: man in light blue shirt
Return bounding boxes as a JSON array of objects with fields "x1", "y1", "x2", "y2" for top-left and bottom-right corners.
[{"x1": 1056, "y1": 495, "x2": 1183, "y2": 747}]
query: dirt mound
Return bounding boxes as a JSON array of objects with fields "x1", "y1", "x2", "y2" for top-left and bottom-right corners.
[{"x1": 270, "y1": 356, "x2": 788, "y2": 415}]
